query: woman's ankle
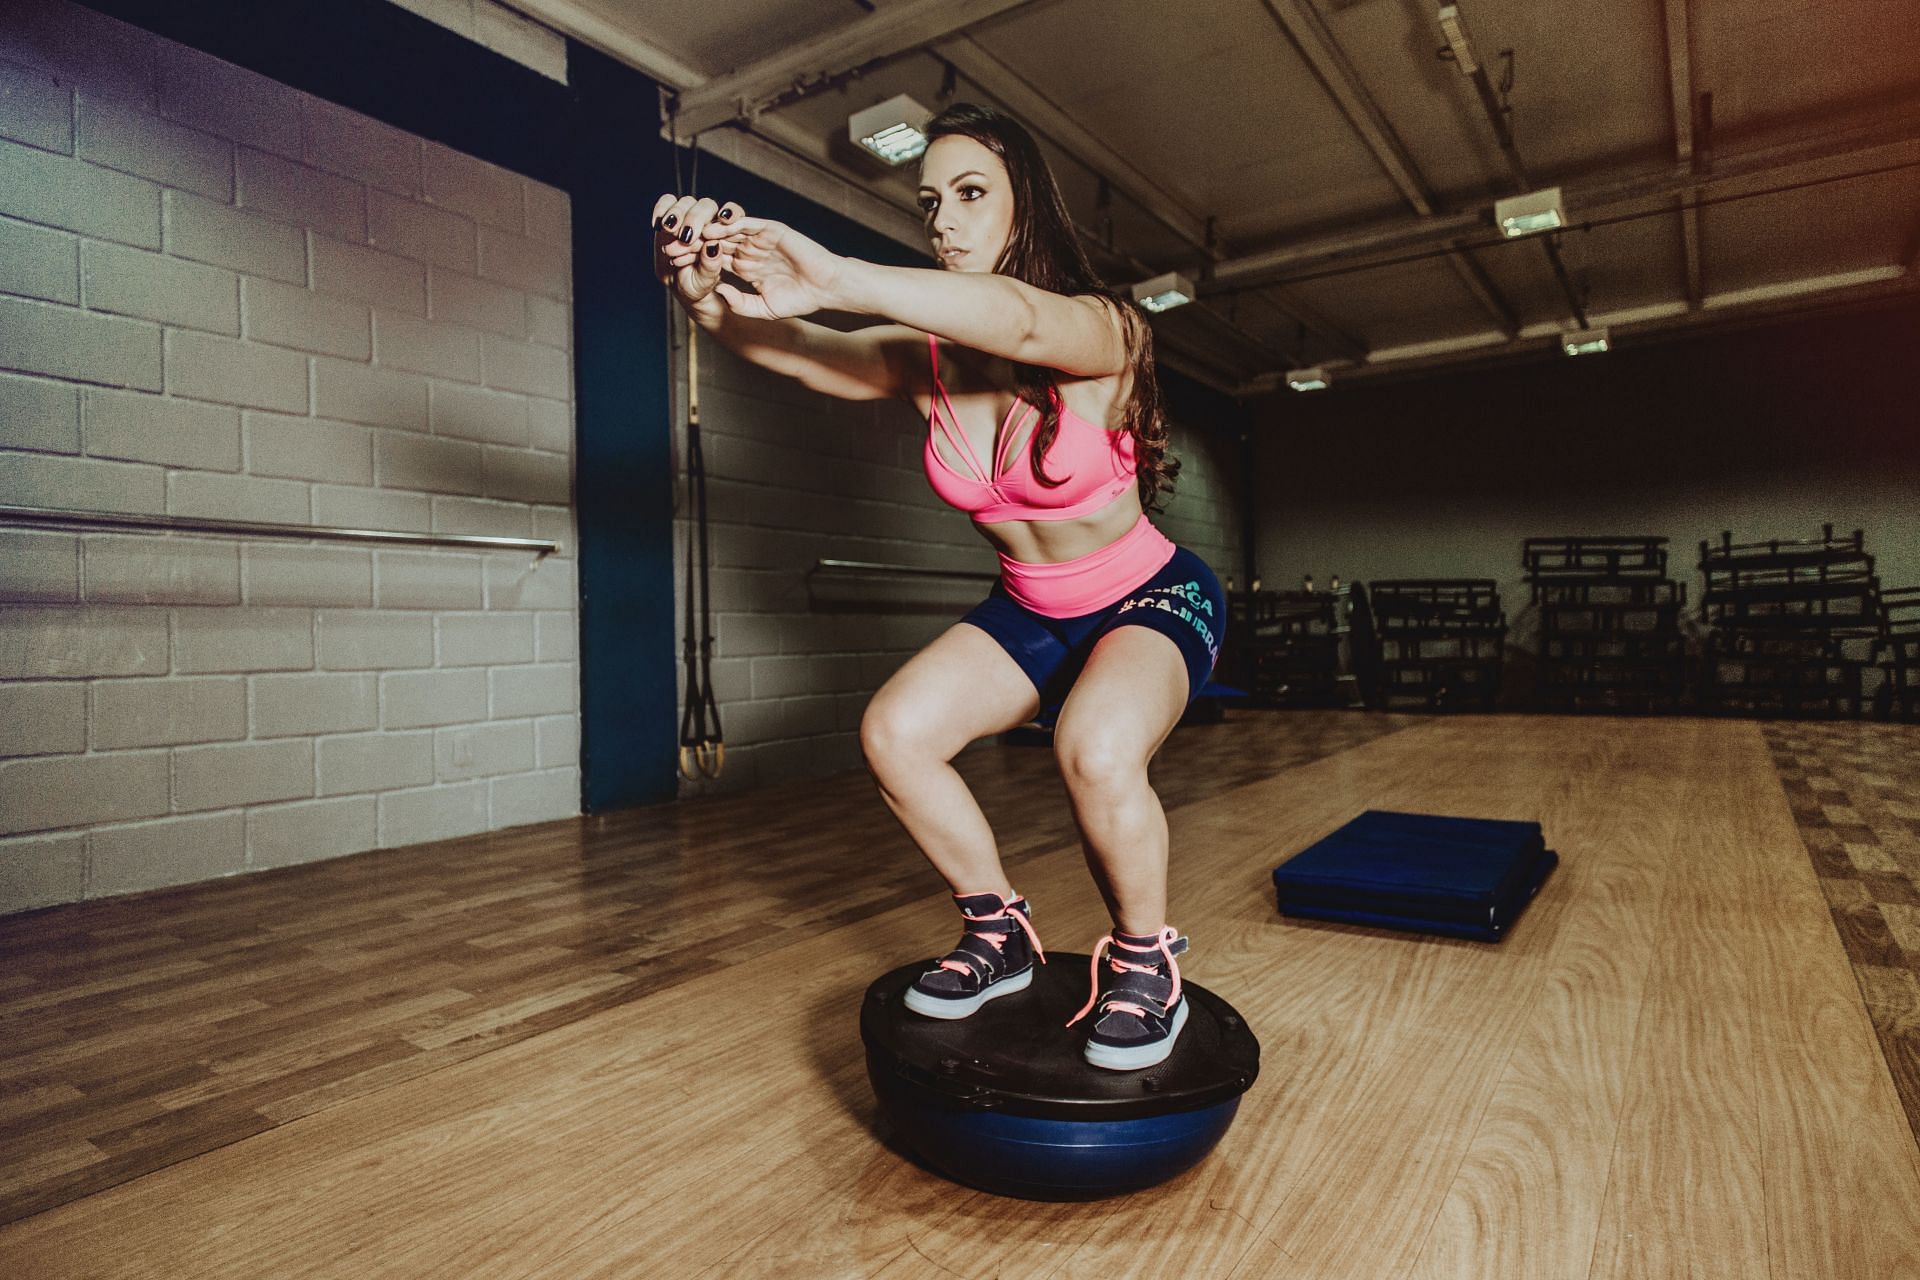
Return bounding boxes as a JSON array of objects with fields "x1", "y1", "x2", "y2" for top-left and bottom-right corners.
[{"x1": 952, "y1": 884, "x2": 1017, "y2": 906}]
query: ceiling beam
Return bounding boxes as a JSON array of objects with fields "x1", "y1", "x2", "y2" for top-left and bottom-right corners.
[
  {"x1": 504, "y1": 0, "x2": 704, "y2": 87},
  {"x1": 667, "y1": 0, "x2": 1038, "y2": 136},
  {"x1": 1662, "y1": 0, "x2": 1705, "y2": 307},
  {"x1": 1207, "y1": 116, "x2": 1920, "y2": 294},
  {"x1": 1676, "y1": 198, "x2": 1705, "y2": 307},
  {"x1": 1258, "y1": 0, "x2": 1518, "y2": 335},
  {"x1": 1246, "y1": 269, "x2": 1919, "y2": 393}
]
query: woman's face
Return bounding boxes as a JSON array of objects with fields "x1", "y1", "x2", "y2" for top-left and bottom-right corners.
[{"x1": 918, "y1": 135, "x2": 1015, "y2": 273}]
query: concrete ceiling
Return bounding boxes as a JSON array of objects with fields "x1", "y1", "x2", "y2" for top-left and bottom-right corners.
[{"x1": 513, "y1": 0, "x2": 1920, "y2": 393}]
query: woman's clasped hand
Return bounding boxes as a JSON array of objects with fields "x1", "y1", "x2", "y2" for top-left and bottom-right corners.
[{"x1": 650, "y1": 193, "x2": 841, "y2": 321}]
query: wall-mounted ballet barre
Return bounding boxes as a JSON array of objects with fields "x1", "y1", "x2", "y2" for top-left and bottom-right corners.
[
  {"x1": 809, "y1": 558, "x2": 997, "y2": 582},
  {"x1": 0, "y1": 504, "x2": 558, "y2": 557}
]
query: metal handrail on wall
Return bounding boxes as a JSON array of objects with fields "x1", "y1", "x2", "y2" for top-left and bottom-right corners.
[
  {"x1": 810, "y1": 558, "x2": 996, "y2": 582},
  {"x1": 0, "y1": 504, "x2": 557, "y2": 557}
]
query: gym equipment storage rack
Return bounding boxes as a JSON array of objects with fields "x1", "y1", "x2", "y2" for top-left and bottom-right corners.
[
  {"x1": 1872, "y1": 586, "x2": 1920, "y2": 722},
  {"x1": 1521, "y1": 536, "x2": 1688, "y2": 713},
  {"x1": 1697, "y1": 524, "x2": 1882, "y2": 719},
  {"x1": 1366, "y1": 579, "x2": 1507, "y2": 711},
  {"x1": 1224, "y1": 587, "x2": 1358, "y2": 708}
]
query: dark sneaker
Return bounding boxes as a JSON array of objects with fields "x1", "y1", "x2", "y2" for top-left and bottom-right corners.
[
  {"x1": 1067, "y1": 927, "x2": 1190, "y2": 1070},
  {"x1": 903, "y1": 891, "x2": 1046, "y2": 1020}
]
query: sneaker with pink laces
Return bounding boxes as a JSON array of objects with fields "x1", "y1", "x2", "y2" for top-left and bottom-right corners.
[
  {"x1": 903, "y1": 891, "x2": 1046, "y2": 1020},
  {"x1": 1067, "y1": 927, "x2": 1190, "y2": 1070}
]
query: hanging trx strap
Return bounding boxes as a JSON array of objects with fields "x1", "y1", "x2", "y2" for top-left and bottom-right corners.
[{"x1": 678, "y1": 314, "x2": 725, "y2": 780}]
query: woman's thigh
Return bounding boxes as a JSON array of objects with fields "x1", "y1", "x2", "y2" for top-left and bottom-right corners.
[
  {"x1": 1049, "y1": 546, "x2": 1225, "y2": 774},
  {"x1": 1051, "y1": 626, "x2": 1190, "y2": 780},
  {"x1": 861, "y1": 620, "x2": 1047, "y2": 762}
]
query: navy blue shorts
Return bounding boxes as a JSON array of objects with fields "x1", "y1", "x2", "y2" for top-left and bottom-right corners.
[{"x1": 959, "y1": 545, "x2": 1226, "y2": 728}]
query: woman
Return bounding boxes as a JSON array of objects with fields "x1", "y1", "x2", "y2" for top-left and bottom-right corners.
[{"x1": 651, "y1": 104, "x2": 1223, "y2": 1071}]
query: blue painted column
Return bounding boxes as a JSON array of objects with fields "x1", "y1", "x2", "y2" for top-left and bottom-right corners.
[{"x1": 568, "y1": 43, "x2": 680, "y2": 810}]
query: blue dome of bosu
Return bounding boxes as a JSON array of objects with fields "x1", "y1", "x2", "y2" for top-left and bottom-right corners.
[{"x1": 859, "y1": 954, "x2": 1260, "y2": 1200}]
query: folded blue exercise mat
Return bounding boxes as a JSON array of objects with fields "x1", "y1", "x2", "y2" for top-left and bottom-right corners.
[{"x1": 1271, "y1": 809, "x2": 1558, "y2": 942}]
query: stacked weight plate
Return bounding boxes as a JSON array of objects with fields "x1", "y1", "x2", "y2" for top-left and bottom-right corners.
[
  {"x1": 1366, "y1": 579, "x2": 1507, "y2": 711},
  {"x1": 1698, "y1": 524, "x2": 1882, "y2": 718},
  {"x1": 1522, "y1": 536, "x2": 1688, "y2": 713}
]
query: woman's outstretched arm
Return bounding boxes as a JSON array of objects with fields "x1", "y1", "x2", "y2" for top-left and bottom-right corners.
[
  {"x1": 684, "y1": 287, "x2": 924, "y2": 403},
  {"x1": 710, "y1": 216, "x2": 1130, "y2": 379},
  {"x1": 655, "y1": 195, "x2": 923, "y2": 403},
  {"x1": 830, "y1": 259, "x2": 1127, "y2": 378}
]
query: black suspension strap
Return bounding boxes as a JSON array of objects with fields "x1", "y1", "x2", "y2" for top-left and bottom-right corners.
[{"x1": 678, "y1": 315, "x2": 724, "y2": 780}]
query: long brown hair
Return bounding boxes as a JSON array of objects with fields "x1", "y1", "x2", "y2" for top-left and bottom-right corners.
[{"x1": 924, "y1": 103, "x2": 1179, "y2": 514}]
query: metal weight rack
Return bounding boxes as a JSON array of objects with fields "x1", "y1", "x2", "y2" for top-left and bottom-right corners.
[
  {"x1": 1366, "y1": 579, "x2": 1507, "y2": 711},
  {"x1": 1521, "y1": 536, "x2": 1688, "y2": 713},
  {"x1": 1872, "y1": 585, "x2": 1920, "y2": 722},
  {"x1": 1224, "y1": 581, "x2": 1367, "y2": 708},
  {"x1": 1697, "y1": 524, "x2": 1882, "y2": 718}
]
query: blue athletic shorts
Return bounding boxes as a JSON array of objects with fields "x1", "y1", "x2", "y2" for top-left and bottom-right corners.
[{"x1": 959, "y1": 545, "x2": 1226, "y2": 728}]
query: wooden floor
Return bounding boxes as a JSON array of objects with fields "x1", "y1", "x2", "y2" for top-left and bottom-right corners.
[{"x1": 4, "y1": 711, "x2": 1920, "y2": 1277}]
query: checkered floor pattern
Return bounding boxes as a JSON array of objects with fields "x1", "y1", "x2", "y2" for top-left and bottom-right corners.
[{"x1": 1765, "y1": 719, "x2": 1920, "y2": 1145}]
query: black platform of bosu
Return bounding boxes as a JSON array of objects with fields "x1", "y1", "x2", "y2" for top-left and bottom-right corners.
[{"x1": 860, "y1": 955, "x2": 1259, "y2": 1200}]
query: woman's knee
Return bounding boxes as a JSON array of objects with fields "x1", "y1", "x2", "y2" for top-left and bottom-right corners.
[
  {"x1": 1053, "y1": 725, "x2": 1144, "y2": 794},
  {"x1": 860, "y1": 696, "x2": 945, "y2": 771}
]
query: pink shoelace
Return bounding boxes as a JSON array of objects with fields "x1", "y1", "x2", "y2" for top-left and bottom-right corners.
[
  {"x1": 936, "y1": 895, "x2": 1047, "y2": 977},
  {"x1": 1066, "y1": 926, "x2": 1183, "y2": 1027}
]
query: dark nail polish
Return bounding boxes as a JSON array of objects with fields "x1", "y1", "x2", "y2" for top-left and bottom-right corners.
[
  {"x1": 719, "y1": 208, "x2": 734, "y2": 221},
  {"x1": 663, "y1": 214, "x2": 677, "y2": 230},
  {"x1": 704, "y1": 243, "x2": 719, "y2": 258},
  {"x1": 679, "y1": 226, "x2": 693, "y2": 244}
]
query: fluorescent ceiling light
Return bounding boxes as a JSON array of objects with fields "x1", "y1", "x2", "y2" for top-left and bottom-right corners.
[
  {"x1": 849, "y1": 94, "x2": 932, "y2": 166},
  {"x1": 1561, "y1": 326, "x2": 1611, "y2": 356},
  {"x1": 1437, "y1": 4, "x2": 1479, "y2": 75},
  {"x1": 1494, "y1": 186, "x2": 1566, "y2": 237},
  {"x1": 1131, "y1": 271, "x2": 1196, "y2": 313},
  {"x1": 1286, "y1": 366, "x2": 1330, "y2": 392}
]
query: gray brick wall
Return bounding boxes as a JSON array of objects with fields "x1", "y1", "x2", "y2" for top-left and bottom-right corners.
[
  {"x1": 0, "y1": 1, "x2": 579, "y2": 914},
  {"x1": 671, "y1": 337, "x2": 1243, "y2": 799},
  {"x1": 1151, "y1": 409, "x2": 1241, "y2": 593}
]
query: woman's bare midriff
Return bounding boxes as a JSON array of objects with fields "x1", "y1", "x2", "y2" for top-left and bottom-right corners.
[{"x1": 972, "y1": 494, "x2": 1140, "y2": 564}]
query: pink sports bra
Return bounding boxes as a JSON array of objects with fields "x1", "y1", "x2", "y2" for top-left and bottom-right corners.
[{"x1": 922, "y1": 334, "x2": 1139, "y2": 524}]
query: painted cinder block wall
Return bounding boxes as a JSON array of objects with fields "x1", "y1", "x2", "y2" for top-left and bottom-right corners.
[{"x1": 0, "y1": 0, "x2": 581, "y2": 912}]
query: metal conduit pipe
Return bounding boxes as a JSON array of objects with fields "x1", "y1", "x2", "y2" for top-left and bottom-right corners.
[{"x1": 1438, "y1": 3, "x2": 1590, "y2": 328}]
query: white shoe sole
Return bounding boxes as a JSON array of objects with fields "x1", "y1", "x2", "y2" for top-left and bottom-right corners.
[
  {"x1": 902, "y1": 965, "x2": 1033, "y2": 1019},
  {"x1": 1083, "y1": 998, "x2": 1189, "y2": 1071}
]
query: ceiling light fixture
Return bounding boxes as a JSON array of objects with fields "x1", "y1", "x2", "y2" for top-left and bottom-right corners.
[
  {"x1": 1494, "y1": 186, "x2": 1566, "y2": 237},
  {"x1": 1561, "y1": 326, "x2": 1611, "y2": 356},
  {"x1": 1286, "y1": 366, "x2": 1331, "y2": 392},
  {"x1": 1131, "y1": 271, "x2": 1197, "y2": 313},
  {"x1": 1436, "y1": 4, "x2": 1479, "y2": 74},
  {"x1": 848, "y1": 94, "x2": 933, "y2": 166}
]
